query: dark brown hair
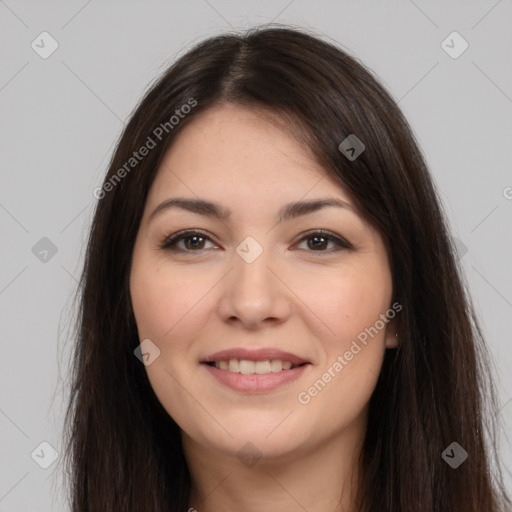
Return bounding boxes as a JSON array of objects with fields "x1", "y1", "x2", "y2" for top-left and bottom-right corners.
[{"x1": 62, "y1": 24, "x2": 511, "y2": 511}]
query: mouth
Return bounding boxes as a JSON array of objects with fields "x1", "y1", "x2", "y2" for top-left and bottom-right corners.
[
  {"x1": 200, "y1": 348, "x2": 311, "y2": 375},
  {"x1": 200, "y1": 348, "x2": 312, "y2": 391},
  {"x1": 203, "y1": 359, "x2": 310, "y2": 374},
  {"x1": 201, "y1": 359, "x2": 311, "y2": 393}
]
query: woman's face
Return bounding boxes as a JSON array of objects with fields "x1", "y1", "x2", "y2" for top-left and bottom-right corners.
[{"x1": 129, "y1": 104, "x2": 397, "y2": 464}]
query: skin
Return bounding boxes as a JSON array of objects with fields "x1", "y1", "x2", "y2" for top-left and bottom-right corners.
[{"x1": 129, "y1": 104, "x2": 398, "y2": 512}]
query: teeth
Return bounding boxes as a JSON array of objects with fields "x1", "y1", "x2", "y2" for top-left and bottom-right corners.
[
  {"x1": 255, "y1": 360, "x2": 271, "y2": 374},
  {"x1": 213, "y1": 359, "x2": 299, "y2": 374},
  {"x1": 239, "y1": 360, "x2": 255, "y2": 374},
  {"x1": 270, "y1": 359, "x2": 282, "y2": 372}
]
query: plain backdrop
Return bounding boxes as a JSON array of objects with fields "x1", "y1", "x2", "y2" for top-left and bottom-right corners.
[{"x1": 0, "y1": 1, "x2": 511, "y2": 510}]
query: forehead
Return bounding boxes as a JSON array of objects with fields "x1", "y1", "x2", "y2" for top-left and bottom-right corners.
[{"x1": 147, "y1": 104, "x2": 353, "y2": 208}]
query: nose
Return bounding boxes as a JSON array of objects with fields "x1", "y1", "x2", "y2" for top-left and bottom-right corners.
[{"x1": 217, "y1": 243, "x2": 292, "y2": 330}]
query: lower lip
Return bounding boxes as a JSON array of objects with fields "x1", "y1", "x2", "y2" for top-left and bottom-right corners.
[{"x1": 202, "y1": 363, "x2": 310, "y2": 392}]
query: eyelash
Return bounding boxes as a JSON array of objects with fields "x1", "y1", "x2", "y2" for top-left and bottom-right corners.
[{"x1": 159, "y1": 229, "x2": 352, "y2": 255}]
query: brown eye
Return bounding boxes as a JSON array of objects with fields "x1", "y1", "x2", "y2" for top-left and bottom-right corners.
[
  {"x1": 307, "y1": 235, "x2": 329, "y2": 250},
  {"x1": 160, "y1": 231, "x2": 217, "y2": 252},
  {"x1": 183, "y1": 234, "x2": 207, "y2": 250},
  {"x1": 295, "y1": 230, "x2": 351, "y2": 253},
  {"x1": 160, "y1": 229, "x2": 351, "y2": 255}
]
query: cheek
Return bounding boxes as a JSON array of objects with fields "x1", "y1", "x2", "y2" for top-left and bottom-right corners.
[
  {"x1": 294, "y1": 266, "x2": 391, "y2": 422},
  {"x1": 130, "y1": 262, "x2": 211, "y2": 340},
  {"x1": 298, "y1": 349, "x2": 383, "y2": 442},
  {"x1": 290, "y1": 263, "x2": 391, "y2": 347},
  {"x1": 130, "y1": 262, "x2": 211, "y2": 431}
]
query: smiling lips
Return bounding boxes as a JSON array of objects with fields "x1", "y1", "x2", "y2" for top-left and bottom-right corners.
[{"x1": 201, "y1": 347, "x2": 311, "y2": 392}]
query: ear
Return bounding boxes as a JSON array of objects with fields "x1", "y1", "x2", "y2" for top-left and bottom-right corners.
[{"x1": 384, "y1": 318, "x2": 399, "y2": 349}]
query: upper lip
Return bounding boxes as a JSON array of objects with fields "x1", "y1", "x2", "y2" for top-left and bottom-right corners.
[{"x1": 201, "y1": 348, "x2": 309, "y2": 366}]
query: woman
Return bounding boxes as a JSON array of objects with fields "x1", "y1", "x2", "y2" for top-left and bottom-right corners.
[{"x1": 62, "y1": 25, "x2": 511, "y2": 511}]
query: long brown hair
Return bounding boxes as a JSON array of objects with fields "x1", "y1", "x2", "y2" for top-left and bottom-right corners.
[{"x1": 61, "y1": 24, "x2": 511, "y2": 511}]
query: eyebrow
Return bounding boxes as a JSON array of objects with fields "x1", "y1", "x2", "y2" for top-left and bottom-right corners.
[{"x1": 148, "y1": 196, "x2": 360, "y2": 223}]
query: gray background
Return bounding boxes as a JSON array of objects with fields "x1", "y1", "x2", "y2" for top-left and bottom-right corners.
[{"x1": 1, "y1": 1, "x2": 511, "y2": 510}]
